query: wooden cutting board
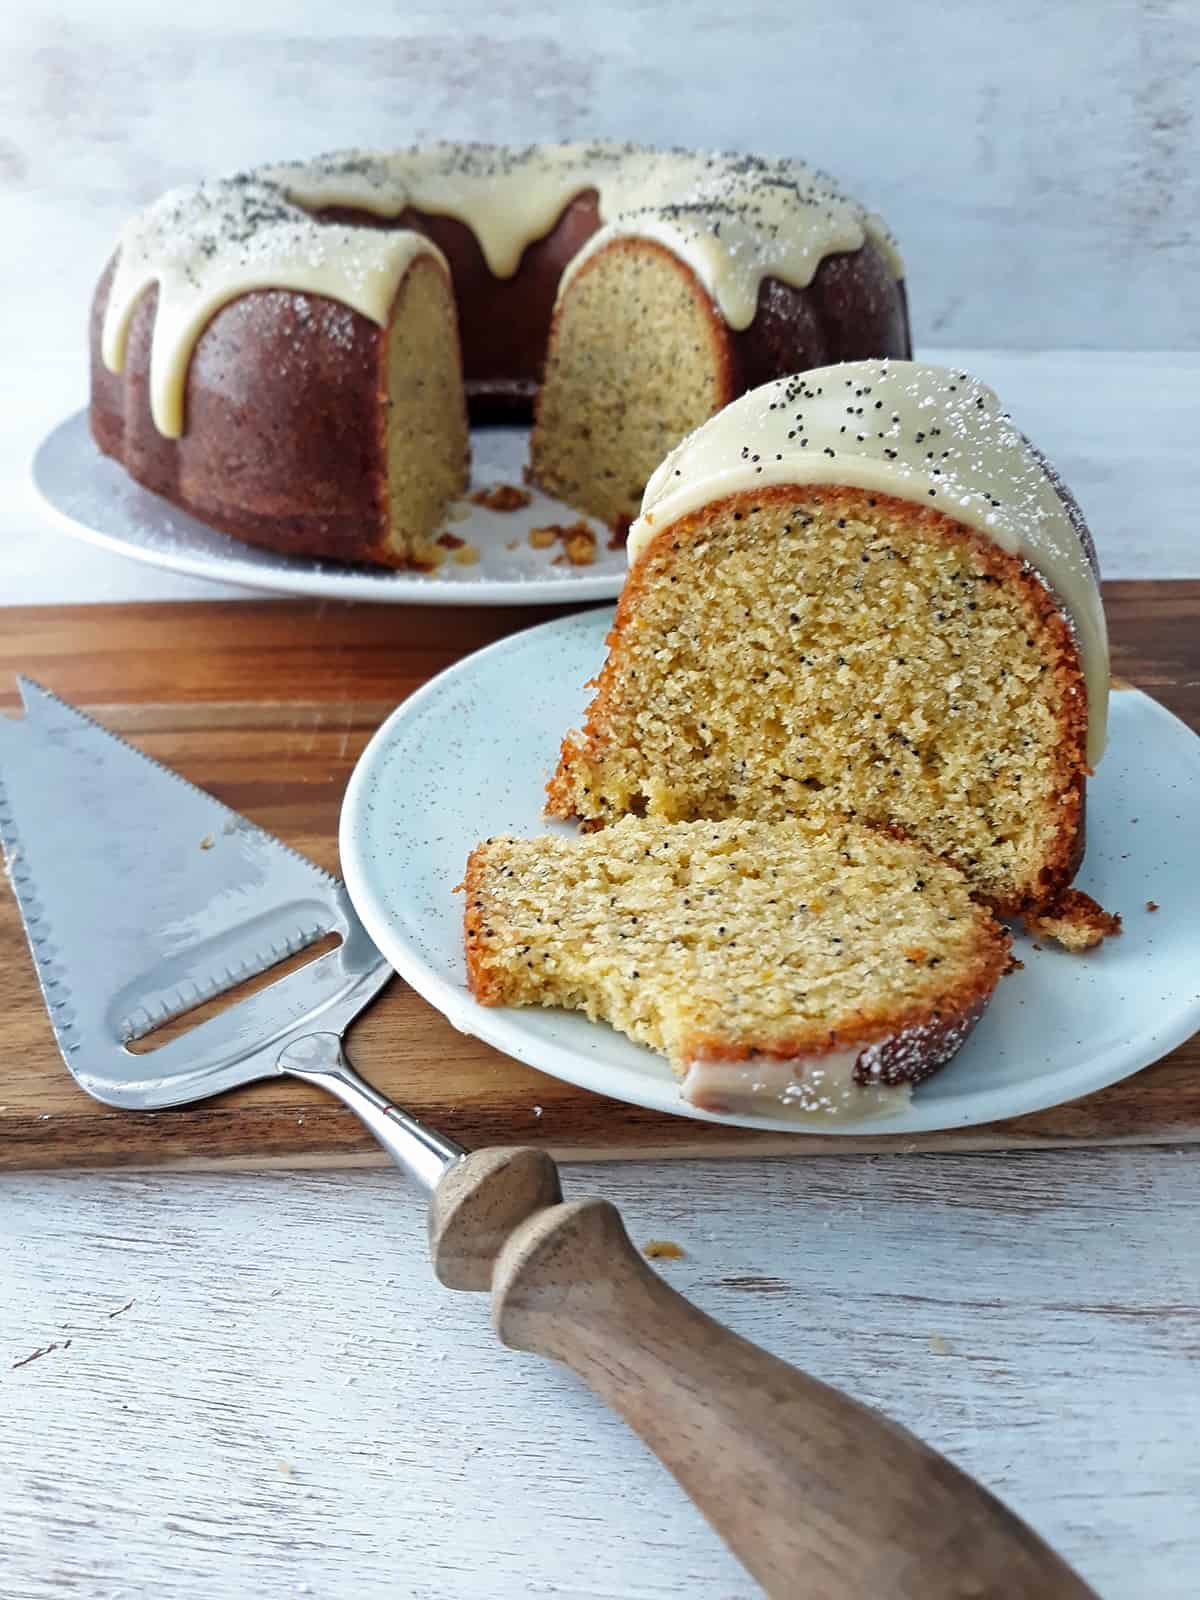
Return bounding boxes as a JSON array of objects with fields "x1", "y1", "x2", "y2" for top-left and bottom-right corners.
[{"x1": 1, "y1": 585, "x2": 1197, "y2": 1172}]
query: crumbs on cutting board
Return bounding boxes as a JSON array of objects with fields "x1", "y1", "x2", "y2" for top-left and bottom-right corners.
[
  {"x1": 1146, "y1": 900, "x2": 1159, "y2": 912},
  {"x1": 928, "y1": 1333, "x2": 953, "y2": 1356},
  {"x1": 643, "y1": 1239, "x2": 686, "y2": 1260}
]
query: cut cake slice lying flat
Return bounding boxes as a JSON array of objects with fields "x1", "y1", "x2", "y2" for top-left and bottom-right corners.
[{"x1": 463, "y1": 815, "x2": 1010, "y2": 1120}]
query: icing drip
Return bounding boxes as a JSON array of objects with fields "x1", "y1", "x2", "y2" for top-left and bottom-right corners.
[
  {"x1": 102, "y1": 177, "x2": 444, "y2": 438},
  {"x1": 101, "y1": 142, "x2": 904, "y2": 438},
  {"x1": 630, "y1": 360, "x2": 1109, "y2": 765},
  {"x1": 681, "y1": 1045, "x2": 911, "y2": 1121}
]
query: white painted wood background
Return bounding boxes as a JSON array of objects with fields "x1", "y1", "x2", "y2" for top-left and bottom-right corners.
[
  {"x1": 3, "y1": 6, "x2": 1200, "y2": 1597},
  {"x1": 5, "y1": 0, "x2": 1200, "y2": 354},
  {"x1": 4, "y1": 1152, "x2": 1200, "y2": 1600}
]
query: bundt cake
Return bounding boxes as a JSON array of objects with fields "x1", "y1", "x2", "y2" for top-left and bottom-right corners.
[
  {"x1": 547, "y1": 360, "x2": 1115, "y2": 938},
  {"x1": 463, "y1": 815, "x2": 1011, "y2": 1117},
  {"x1": 90, "y1": 143, "x2": 910, "y2": 566}
]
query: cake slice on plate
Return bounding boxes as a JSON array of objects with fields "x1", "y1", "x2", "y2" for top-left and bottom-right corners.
[
  {"x1": 547, "y1": 360, "x2": 1117, "y2": 944},
  {"x1": 463, "y1": 816, "x2": 1010, "y2": 1118}
]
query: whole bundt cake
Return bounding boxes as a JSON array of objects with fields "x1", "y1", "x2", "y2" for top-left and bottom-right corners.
[
  {"x1": 547, "y1": 360, "x2": 1117, "y2": 942},
  {"x1": 90, "y1": 143, "x2": 910, "y2": 567},
  {"x1": 463, "y1": 815, "x2": 1011, "y2": 1117}
]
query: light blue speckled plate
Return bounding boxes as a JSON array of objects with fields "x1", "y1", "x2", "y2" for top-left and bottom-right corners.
[{"x1": 340, "y1": 608, "x2": 1200, "y2": 1134}]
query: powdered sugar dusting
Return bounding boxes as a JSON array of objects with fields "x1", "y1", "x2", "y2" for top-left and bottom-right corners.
[
  {"x1": 681, "y1": 1045, "x2": 912, "y2": 1122},
  {"x1": 101, "y1": 173, "x2": 446, "y2": 437}
]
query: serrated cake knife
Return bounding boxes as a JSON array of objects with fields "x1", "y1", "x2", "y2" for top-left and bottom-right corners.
[{"x1": 0, "y1": 678, "x2": 1096, "y2": 1600}]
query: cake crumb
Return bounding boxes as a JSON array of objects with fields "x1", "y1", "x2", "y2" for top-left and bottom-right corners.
[
  {"x1": 1024, "y1": 890, "x2": 1122, "y2": 951},
  {"x1": 453, "y1": 543, "x2": 480, "y2": 566},
  {"x1": 276, "y1": 1460, "x2": 292, "y2": 1476},
  {"x1": 643, "y1": 1239, "x2": 686, "y2": 1260},
  {"x1": 1146, "y1": 900, "x2": 1159, "y2": 912},
  {"x1": 928, "y1": 1333, "x2": 952, "y2": 1356},
  {"x1": 470, "y1": 483, "x2": 531, "y2": 512},
  {"x1": 533, "y1": 519, "x2": 597, "y2": 563},
  {"x1": 436, "y1": 530, "x2": 466, "y2": 550},
  {"x1": 561, "y1": 527, "x2": 597, "y2": 566},
  {"x1": 199, "y1": 835, "x2": 214, "y2": 851}
]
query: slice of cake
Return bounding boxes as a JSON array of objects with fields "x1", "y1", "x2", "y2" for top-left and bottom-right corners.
[
  {"x1": 463, "y1": 816, "x2": 1010, "y2": 1118},
  {"x1": 547, "y1": 360, "x2": 1116, "y2": 942}
]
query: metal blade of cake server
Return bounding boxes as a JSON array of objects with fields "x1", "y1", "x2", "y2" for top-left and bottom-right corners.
[{"x1": 0, "y1": 678, "x2": 389, "y2": 1108}]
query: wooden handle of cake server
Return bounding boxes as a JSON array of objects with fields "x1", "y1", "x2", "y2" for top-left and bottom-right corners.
[{"x1": 428, "y1": 1148, "x2": 1096, "y2": 1600}]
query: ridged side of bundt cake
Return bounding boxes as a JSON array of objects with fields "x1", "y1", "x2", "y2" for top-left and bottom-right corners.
[
  {"x1": 90, "y1": 252, "x2": 468, "y2": 568},
  {"x1": 463, "y1": 816, "x2": 1010, "y2": 1117}
]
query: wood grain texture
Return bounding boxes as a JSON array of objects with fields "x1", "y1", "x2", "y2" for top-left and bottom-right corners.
[
  {"x1": 0, "y1": 585, "x2": 1197, "y2": 1173},
  {"x1": 491, "y1": 1192, "x2": 1097, "y2": 1597}
]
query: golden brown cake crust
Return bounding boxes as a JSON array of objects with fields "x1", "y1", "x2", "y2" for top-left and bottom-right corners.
[
  {"x1": 545, "y1": 483, "x2": 1092, "y2": 921},
  {"x1": 90, "y1": 181, "x2": 910, "y2": 566}
]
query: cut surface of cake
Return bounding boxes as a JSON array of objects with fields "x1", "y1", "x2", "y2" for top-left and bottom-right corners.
[
  {"x1": 90, "y1": 143, "x2": 909, "y2": 565},
  {"x1": 529, "y1": 240, "x2": 734, "y2": 532},
  {"x1": 547, "y1": 361, "x2": 1114, "y2": 936},
  {"x1": 463, "y1": 816, "x2": 1010, "y2": 1118}
]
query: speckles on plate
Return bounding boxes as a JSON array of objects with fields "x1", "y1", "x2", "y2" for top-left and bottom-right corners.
[{"x1": 340, "y1": 616, "x2": 1200, "y2": 1136}]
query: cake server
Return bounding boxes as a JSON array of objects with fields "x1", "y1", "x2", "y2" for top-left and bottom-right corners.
[{"x1": 0, "y1": 678, "x2": 1096, "y2": 1600}]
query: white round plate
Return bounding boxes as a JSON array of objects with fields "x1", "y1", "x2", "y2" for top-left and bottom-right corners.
[
  {"x1": 340, "y1": 608, "x2": 1200, "y2": 1134},
  {"x1": 31, "y1": 411, "x2": 626, "y2": 606}
]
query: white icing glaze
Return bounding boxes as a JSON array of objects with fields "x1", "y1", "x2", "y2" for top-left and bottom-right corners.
[
  {"x1": 630, "y1": 360, "x2": 1108, "y2": 765},
  {"x1": 101, "y1": 143, "x2": 903, "y2": 439},
  {"x1": 541, "y1": 147, "x2": 901, "y2": 327},
  {"x1": 101, "y1": 179, "x2": 445, "y2": 438},
  {"x1": 680, "y1": 1044, "x2": 910, "y2": 1121}
]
